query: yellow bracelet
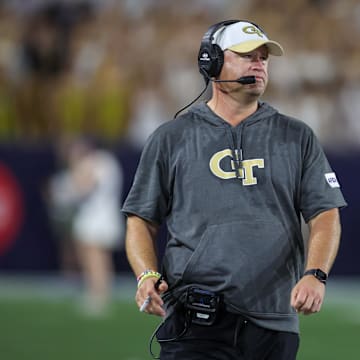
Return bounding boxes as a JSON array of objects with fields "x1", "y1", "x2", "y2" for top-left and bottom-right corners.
[
  {"x1": 137, "y1": 271, "x2": 162, "y2": 289},
  {"x1": 137, "y1": 269, "x2": 160, "y2": 282}
]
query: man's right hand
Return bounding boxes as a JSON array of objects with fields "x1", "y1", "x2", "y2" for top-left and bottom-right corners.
[{"x1": 136, "y1": 277, "x2": 168, "y2": 317}]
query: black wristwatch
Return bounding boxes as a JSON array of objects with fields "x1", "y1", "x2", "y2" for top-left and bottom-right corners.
[{"x1": 303, "y1": 268, "x2": 328, "y2": 285}]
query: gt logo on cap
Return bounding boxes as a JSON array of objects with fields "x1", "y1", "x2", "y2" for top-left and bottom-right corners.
[{"x1": 242, "y1": 25, "x2": 264, "y2": 38}]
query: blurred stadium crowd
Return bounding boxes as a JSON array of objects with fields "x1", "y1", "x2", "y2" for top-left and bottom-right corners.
[{"x1": 0, "y1": 0, "x2": 359, "y2": 150}]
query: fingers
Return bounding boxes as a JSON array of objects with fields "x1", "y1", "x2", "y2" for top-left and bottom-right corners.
[
  {"x1": 291, "y1": 276, "x2": 325, "y2": 315},
  {"x1": 158, "y1": 281, "x2": 168, "y2": 293},
  {"x1": 302, "y1": 297, "x2": 322, "y2": 315},
  {"x1": 292, "y1": 292, "x2": 321, "y2": 315},
  {"x1": 136, "y1": 278, "x2": 168, "y2": 317},
  {"x1": 140, "y1": 296, "x2": 166, "y2": 317}
]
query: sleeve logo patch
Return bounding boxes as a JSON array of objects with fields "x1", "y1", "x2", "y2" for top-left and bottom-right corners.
[{"x1": 325, "y1": 172, "x2": 340, "y2": 188}]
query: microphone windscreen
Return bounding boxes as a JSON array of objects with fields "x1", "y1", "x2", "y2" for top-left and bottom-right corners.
[{"x1": 237, "y1": 76, "x2": 256, "y2": 84}]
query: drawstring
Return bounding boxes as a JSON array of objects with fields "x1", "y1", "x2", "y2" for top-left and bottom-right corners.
[
  {"x1": 225, "y1": 127, "x2": 242, "y2": 179},
  {"x1": 224, "y1": 125, "x2": 246, "y2": 179},
  {"x1": 238, "y1": 125, "x2": 246, "y2": 164}
]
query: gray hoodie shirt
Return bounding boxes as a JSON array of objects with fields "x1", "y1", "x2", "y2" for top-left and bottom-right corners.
[{"x1": 122, "y1": 101, "x2": 347, "y2": 333}]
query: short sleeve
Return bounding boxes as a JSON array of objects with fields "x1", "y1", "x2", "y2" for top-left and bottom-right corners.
[
  {"x1": 122, "y1": 131, "x2": 171, "y2": 224},
  {"x1": 299, "y1": 130, "x2": 347, "y2": 222}
]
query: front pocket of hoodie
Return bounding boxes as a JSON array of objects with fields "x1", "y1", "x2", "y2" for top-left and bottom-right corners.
[{"x1": 182, "y1": 220, "x2": 297, "y2": 315}]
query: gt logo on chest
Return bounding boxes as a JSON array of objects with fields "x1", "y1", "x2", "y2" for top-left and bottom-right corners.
[{"x1": 209, "y1": 149, "x2": 264, "y2": 186}]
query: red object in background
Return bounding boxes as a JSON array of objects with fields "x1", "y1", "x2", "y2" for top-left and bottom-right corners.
[{"x1": 0, "y1": 162, "x2": 24, "y2": 256}]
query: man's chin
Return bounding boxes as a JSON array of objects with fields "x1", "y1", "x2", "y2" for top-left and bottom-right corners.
[{"x1": 246, "y1": 88, "x2": 264, "y2": 98}]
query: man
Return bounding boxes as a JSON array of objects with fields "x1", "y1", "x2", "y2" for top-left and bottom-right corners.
[{"x1": 123, "y1": 20, "x2": 347, "y2": 359}]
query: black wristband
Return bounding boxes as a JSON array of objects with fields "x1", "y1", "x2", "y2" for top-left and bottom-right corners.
[{"x1": 303, "y1": 268, "x2": 328, "y2": 284}]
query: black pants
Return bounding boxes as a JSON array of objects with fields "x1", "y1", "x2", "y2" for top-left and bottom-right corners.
[{"x1": 156, "y1": 308, "x2": 299, "y2": 360}]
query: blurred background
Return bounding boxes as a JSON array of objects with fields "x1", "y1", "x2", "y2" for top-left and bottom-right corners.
[{"x1": 0, "y1": 0, "x2": 359, "y2": 359}]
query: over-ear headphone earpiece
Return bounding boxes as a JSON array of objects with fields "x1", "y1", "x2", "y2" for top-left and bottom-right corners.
[
  {"x1": 198, "y1": 43, "x2": 224, "y2": 81},
  {"x1": 198, "y1": 20, "x2": 239, "y2": 83}
]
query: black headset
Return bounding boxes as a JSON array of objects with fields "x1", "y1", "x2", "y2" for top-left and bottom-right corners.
[{"x1": 197, "y1": 19, "x2": 267, "y2": 83}]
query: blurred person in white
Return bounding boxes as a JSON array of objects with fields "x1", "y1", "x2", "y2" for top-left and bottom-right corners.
[{"x1": 49, "y1": 136, "x2": 124, "y2": 316}]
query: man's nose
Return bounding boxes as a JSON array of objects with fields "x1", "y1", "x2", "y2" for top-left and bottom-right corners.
[{"x1": 251, "y1": 56, "x2": 266, "y2": 67}]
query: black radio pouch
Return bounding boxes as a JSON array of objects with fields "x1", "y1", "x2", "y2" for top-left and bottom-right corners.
[{"x1": 184, "y1": 287, "x2": 221, "y2": 326}]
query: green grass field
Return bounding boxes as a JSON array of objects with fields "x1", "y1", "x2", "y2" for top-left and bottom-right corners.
[
  {"x1": 0, "y1": 277, "x2": 359, "y2": 359},
  {"x1": 0, "y1": 299, "x2": 161, "y2": 360}
]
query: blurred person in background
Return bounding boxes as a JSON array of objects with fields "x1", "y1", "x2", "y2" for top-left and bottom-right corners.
[
  {"x1": 123, "y1": 19, "x2": 347, "y2": 359},
  {"x1": 14, "y1": 2, "x2": 92, "y2": 139},
  {"x1": 48, "y1": 136, "x2": 124, "y2": 316}
]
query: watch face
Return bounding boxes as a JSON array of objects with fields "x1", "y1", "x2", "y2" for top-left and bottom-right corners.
[
  {"x1": 315, "y1": 269, "x2": 327, "y2": 280},
  {"x1": 304, "y1": 269, "x2": 328, "y2": 283}
]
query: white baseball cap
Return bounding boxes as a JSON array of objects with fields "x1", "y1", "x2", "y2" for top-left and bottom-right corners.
[{"x1": 214, "y1": 21, "x2": 284, "y2": 56}]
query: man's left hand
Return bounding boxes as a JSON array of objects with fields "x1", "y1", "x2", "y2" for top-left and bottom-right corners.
[{"x1": 290, "y1": 275, "x2": 326, "y2": 315}]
